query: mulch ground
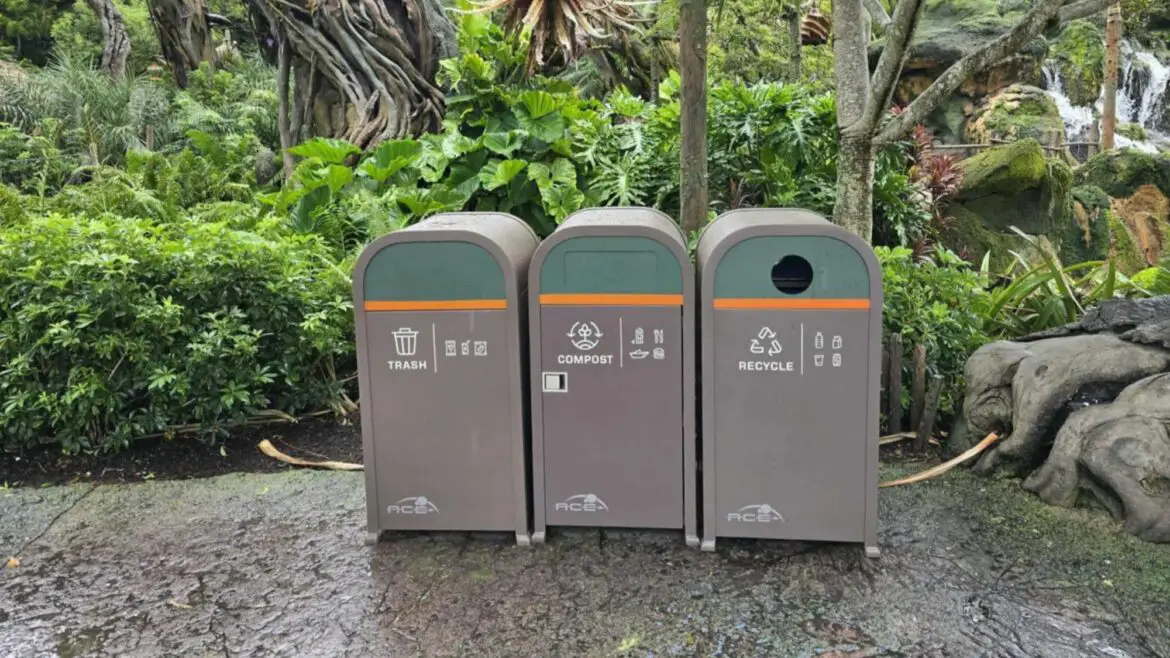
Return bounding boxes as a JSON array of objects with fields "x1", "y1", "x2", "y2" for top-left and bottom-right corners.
[{"x1": 0, "y1": 414, "x2": 363, "y2": 488}]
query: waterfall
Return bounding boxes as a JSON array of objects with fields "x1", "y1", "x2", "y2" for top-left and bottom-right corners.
[
  {"x1": 1042, "y1": 40, "x2": 1168, "y2": 154},
  {"x1": 1042, "y1": 64, "x2": 1096, "y2": 142},
  {"x1": 1127, "y1": 45, "x2": 1170, "y2": 128}
]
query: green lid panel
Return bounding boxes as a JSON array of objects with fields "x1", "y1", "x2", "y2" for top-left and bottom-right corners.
[
  {"x1": 539, "y1": 236, "x2": 683, "y2": 294},
  {"x1": 363, "y1": 241, "x2": 505, "y2": 301},
  {"x1": 713, "y1": 235, "x2": 870, "y2": 299}
]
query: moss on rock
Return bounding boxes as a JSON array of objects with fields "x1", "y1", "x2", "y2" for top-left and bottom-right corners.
[
  {"x1": 958, "y1": 138, "x2": 1049, "y2": 197},
  {"x1": 1060, "y1": 186, "x2": 1112, "y2": 264},
  {"x1": 965, "y1": 85, "x2": 1068, "y2": 149},
  {"x1": 1051, "y1": 20, "x2": 1106, "y2": 107},
  {"x1": 944, "y1": 140, "x2": 1075, "y2": 265},
  {"x1": 1075, "y1": 148, "x2": 1170, "y2": 197}
]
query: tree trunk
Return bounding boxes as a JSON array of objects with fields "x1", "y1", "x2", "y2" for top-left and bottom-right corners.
[
  {"x1": 246, "y1": 0, "x2": 456, "y2": 149},
  {"x1": 832, "y1": 0, "x2": 875, "y2": 241},
  {"x1": 87, "y1": 0, "x2": 131, "y2": 79},
  {"x1": 834, "y1": 133, "x2": 876, "y2": 242},
  {"x1": 147, "y1": 0, "x2": 215, "y2": 88},
  {"x1": 1102, "y1": 0, "x2": 1122, "y2": 151},
  {"x1": 679, "y1": 0, "x2": 708, "y2": 235}
]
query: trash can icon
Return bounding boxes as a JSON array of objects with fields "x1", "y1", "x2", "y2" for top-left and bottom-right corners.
[{"x1": 391, "y1": 328, "x2": 419, "y2": 356}]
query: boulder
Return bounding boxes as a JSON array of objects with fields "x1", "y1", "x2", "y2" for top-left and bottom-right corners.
[
  {"x1": 1075, "y1": 148, "x2": 1170, "y2": 197},
  {"x1": 1023, "y1": 374, "x2": 1170, "y2": 542},
  {"x1": 1049, "y1": 20, "x2": 1106, "y2": 107},
  {"x1": 1063, "y1": 184, "x2": 1147, "y2": 271},
  {"x1": 964, "y1": 84, "x2": 1068, "y2": 150},
  {"x1": 1075, "y1": 149, "x2": 1170, "y2": 267},
  {"x1": 958, "y1": 297, "x2": 1170, "y2": 542},
  {"x1": 942, "y1": 139, "x2": 1073, "y2": 266}
]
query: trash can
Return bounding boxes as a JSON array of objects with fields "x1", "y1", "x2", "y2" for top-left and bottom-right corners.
[
  {"x1": 696, "y1": 209, "x2": 881, "y2": 557},
  {"x1": 528, "y1": 208, "x2": 697, "y2": 546},
  {"x1": 353, "y1": 212, "x2": 539, "y2": 546}
]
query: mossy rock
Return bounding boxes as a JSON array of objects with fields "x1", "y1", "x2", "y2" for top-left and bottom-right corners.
[
  {"x1": 1059, "y1": 185, "x2": 1112, "y2": 264},
  {"x1": 944, "y1": 140, "x2": 1073, "y2": 265},
  {"x1": 1050, "y1": 20, "x2": 1106, "y2": 107},
  {"x1": 958, "y1": 138, "x2": 1049, "y2": 198},
  {"x1": 965, "y1": 85, "x2": 1067, "y2": 150},
  {"x1": 1074, "y1": 148, "x2": 1170, "y2": 198}
]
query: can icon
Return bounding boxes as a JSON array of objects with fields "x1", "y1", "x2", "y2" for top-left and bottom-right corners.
[{"x1": 392, "y1": 328, "x2": 420, "y2": 356}]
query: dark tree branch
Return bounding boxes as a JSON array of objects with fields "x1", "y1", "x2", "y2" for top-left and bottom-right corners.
[
  {"x1": 1059, "y1": 0, "x2": 1110, "y2": 22},
  {"x1": 876, "y1": 0, "x2": 1067, "y2": 143},
  {"x1": 863, "y1": 0, "x2": 892, "y2": 29},
  {"x1": 206, "y1": 12, "x2": 231, "y2": 27},
  {"x1": 865, "y1": 0, "x2": 924, "y2": 131}
]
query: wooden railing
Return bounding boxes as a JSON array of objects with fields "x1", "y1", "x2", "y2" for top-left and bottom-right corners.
[{"x1": 925, "y1": 139, "x2": 1100, "y2": 163}]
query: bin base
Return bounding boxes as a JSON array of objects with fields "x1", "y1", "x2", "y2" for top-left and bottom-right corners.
[
  {"x1": 365, "y1": 531, "x2": 381, "y2": 546},
  {"x1": 516, "y1": 532, "x2": 533, "y2": 547},
  {"x1": 530, "y1": 530, "x2": 547, "y2": 545},
  {"x1": 865, "y1": 544, "x2": 881, "y2": 559},
  {"x1": 699, "y1": 538, "x2": 716, "y2": 552},
  {"x1": 685, "y1": 534, "x2": 700, "y2": 549}
]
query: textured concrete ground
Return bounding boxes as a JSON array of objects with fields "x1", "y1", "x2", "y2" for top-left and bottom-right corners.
[{"x1": 2, "y1": 464, "x2": 1168, "y2": 657}]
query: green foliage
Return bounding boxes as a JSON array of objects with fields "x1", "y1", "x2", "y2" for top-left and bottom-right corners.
[
  {"x1": 50, "y1": 0, "x2": 159, "y2": 75},
  {"x1": 0, "y1": 214, "x2": 353, "y2": 454},
  {"x1": 978, "y1": 228, "x2": 1169, "y2": 338},
  {"x1": 878, "y1": 246, "x2": 989, "y2": 412},
  {"x1": 652, "y1": 0, "x2": 822, "y2": 84},
  {"x1": 0, "y1": 0, "x2": 74, "y2": 64},
  {"x1": 0, "y1": 52, "x2": 175, "y2": 165},
  {"x1": 0, "y1": 120, "x2": 78, "y2": 193}
]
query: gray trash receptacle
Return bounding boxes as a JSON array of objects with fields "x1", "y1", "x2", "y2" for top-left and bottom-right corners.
[
  {"x1": 528, "y1": 207, "x2": 697, "y2": 546},
  {"x1": 696, "y1": 208, "x2": 882, "y2": 557},
  {"x1": 354, "y1": 212, "x2": 539, "y2": 546}
]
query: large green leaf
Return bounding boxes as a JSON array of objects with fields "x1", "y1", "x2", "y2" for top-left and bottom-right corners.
[
  {"x1": 360, "y1": 139, "x2": 422, "y2": 183},
  {"x1": 519, "y1": 90, "x2": 558, "y2": 118},
  {"x1": 479, "y1": 159, "x2": 527, "y2": 191},
  {"x1": 322, "y1": 164, "x2": 354, "y2": 194},
  {"x1": 289, "y1": 185, "x2": 332, "y2": 233},
  {"x1": 288, "y1": 138, "x2": 360, "y2": 165},
  {"x1": 514, "y1": 96, "x2": 567, "y2": 143},
  {"x1": 448, "y1": 149, "x2": 489, "y2": 193},
  {"x1": 483, "y1": 130, "x2": 526, "y2": 157}
]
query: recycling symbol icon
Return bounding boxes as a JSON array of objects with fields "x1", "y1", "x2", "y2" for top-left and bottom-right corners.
[{"x1": 750, "y1": 327, "x2": 783, "y2": 357}]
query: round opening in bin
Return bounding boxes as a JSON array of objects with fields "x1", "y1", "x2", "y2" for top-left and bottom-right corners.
[{"x1": 771, "y1": 255, "x2": 813, "y2": 294}]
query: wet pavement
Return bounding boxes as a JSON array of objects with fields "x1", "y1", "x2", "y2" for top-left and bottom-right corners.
[{"x1": 2, "y1": 465, "x2": 1168, "y2": 657}]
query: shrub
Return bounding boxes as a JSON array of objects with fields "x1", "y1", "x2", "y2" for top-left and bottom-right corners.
[
  {"x1": 878, "y1": 246, "x2": 989, "y2": 413},
  {"x1": 0, "y1": 214, "x2": 354, "y2": 453}
]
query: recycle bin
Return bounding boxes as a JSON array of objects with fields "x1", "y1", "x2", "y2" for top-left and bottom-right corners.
[
  {"x1": 696, "y1": 208, "x2": 882, "y2": 556},
  {"x1": 528, "y1": 207, "x2": 697, "y2": 545},
  {"x1": 353, "y1": 212, "x2": 539, "y2": 545}
]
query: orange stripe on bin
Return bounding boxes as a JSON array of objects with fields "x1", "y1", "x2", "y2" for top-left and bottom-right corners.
[
  {"x1": 364, "y1": 300, "x2": 507, "y2": 311},
  {"x1": 539, "y1": 293, "x2": 684, "y2": 306},
  {"x1": 714, "y1": 298, "x2": 870, "y2": 310}
]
